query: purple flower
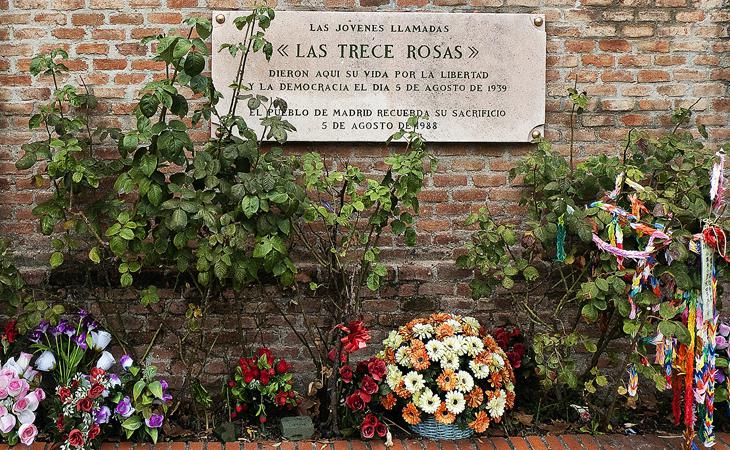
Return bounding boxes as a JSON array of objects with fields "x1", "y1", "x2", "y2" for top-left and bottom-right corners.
[
  {"x1": 119, "y1": 355, "x2": 133, "y2": 370},
  {"x1": 115, "y1": 396, "x2": 135, "y2": 418},
  {"x1": 53, "y1": 320, "x2": 72, "y2": 337},
  {"x1": 27, "y1": 330, "x2": 42, "y2": 344},
  {"x1": 78, "y1": 309, "x2": 88, "y2": 318},
  {"x1": 716, "y1": 370, "x2": 726, "y2": 384},
  {"x1": 74, "y1": 332, "x2": 88, "y2": 350},
  {"x1": 145, "y1": 413, "x2": 164, "y2": 428},
  {"x1": 716, "y1": 335, "x2": 729, "y2": 350},
  {"x1": 94, "y1": 406, "x2": 111, "y2": 424},
  {"x1": 160, "y1": 380, "x2": 168, "y2": 390},
  {"x1": 108, "y1": 374, "x2": 121, "y2": 388},
  {"x1": 720, "y1": 322, "x2": 730, "y2": 337},
  {"x1": 36, "y1": 321, "x2": 49, "y2": 333}
]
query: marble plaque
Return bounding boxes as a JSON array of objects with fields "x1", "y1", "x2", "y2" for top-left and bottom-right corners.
[{"x1": 212, "y1": 11, "x2": 546, "y2": 142}]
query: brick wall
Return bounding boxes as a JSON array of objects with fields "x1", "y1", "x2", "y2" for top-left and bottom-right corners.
[{"x1": 0, "y1": 0, "x2": 728, "y2": 389}]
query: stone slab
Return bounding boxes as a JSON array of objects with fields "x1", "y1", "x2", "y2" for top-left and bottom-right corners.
[{"x1": 212, "y1": 11, "x2": 546, "y2": 142}]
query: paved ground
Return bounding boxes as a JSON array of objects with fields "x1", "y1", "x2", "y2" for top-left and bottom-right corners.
[{"x1": 4, "y1": 434, "x2": 730, "y2": 450}]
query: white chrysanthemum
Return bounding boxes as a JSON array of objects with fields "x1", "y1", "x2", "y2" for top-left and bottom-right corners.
[
  {"x1": 462, "y1": 316, "x2": 480, "y2": 334},
  {"x1": 396, "y1": 347, "x2": 412, "y2": 368},
  {"x1": 492, "y1": 353, "x2": 505, "y2": 367},
  {"x1": 442, "y1": 336, "x2": 467, "y2": 356},
  {"x1": 425, "y1": 340, "x2": 445, "y2": 361},
  {"x1": 469, "y1": 360, "x2": 490, "y2": 379},
  {"x1": 445, "y1": 391, "x2": 466, "y2": 415},
  {"x1": 403, "y1": 371, "x2": 425, "y2": 394},
  {"x1": 456, "y1": 370, "x2": 475, "y2": 392},
  {"x1": 464, "y1": 336, "x2": 485, "y2": 357},
  {"x1": 383, "y1": 330, "x2": 404, "y2": 349},
  {"x1": 412, "y1": 323, "x2": 434, "y2": 340},
  {"x1": 386, "y1": 365, "x2": 403, "y2": 390},
  {"x1": 441, "y1": 353, "x2": 460, "y2": 371},
  {"x1": 487, "y1": 391, "x2": 507, "y2": 418},
  {"x1": 445, "y1": 319, "x2": 462, "y2": 333},
  {"x1": 417, "y1": 388, "x2": 441, "y2": 414}
]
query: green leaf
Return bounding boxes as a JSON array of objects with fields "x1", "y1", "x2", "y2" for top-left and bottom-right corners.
[
  {"x1": 122, "y1": 415, "x2": 142, "y2": 431},
  {"x1": 133, "y1": 379, "x2": 145, "y2": 400},
  {"x1": 122, "y1": 134, "x2": 139, "y2": 151},
  {"x1": 50, "y1": 252, "x2": 64, "y2": 268},
  {"x1": 15, "y1": 152, "x2": 37, "y2": 170},
  {"x1": 89, "y1": 247, "x2": 101, "y2": 264},
  {"x1": 140, "y1": 154, "x2": 158, "y2": 177},
  {"x1": 184, "y1": 51, "x2": 205, "y2": 76},
  {"x1": 170, "y1": 209, "x2": 188, "y2": 230},
  {"x1": 241, "y1": 196, "x2": 260, "y2": 218},
  {"x1": 120, "y1": 272, "x2": 133, "y2": 287},
  {"x1": 148, "y1": 380, "x2": 164, "y2": 399},
  {"x1": 139, "y1": 94, "x2": 159, "y2": 118}
]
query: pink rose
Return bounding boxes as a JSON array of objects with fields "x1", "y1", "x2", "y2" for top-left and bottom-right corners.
[
  {"x1": 8, "y1": 378, "x2": 28, "y2": 397},
  {"x1": 18, "y1": 423, "x2": 38, "y2": 445},
  {"x1": 0, "y1": 414, "x2": 16, "y2": 434},
  {"x1": 12, "y1": 397, "x2": 29, "y2": 414},
  {"x1": 0, "y1": 387, "x2": 8, "y2": 400},
  {"x1": 33, "y1": 388, "x2": 45, "y2": 403}
]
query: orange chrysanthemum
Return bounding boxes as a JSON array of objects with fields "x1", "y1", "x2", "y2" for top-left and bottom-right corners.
[
  {"x1": 430, "y1": 313, "x2": 452, "y2": 323},
  {"x1": 483, "y1": 336, "x2": 499, "y2": 352},
  {"x1": 490, "y1": 371, "x2": 503, "y2": 389},
  {"x1": 402, "y1": 402, "x2": 421, "y2": 425},
  {"x1": 506, "y1": 390, "x2": 516, "y2": 409},
  {"x1": 381, "y1": 392, "x2": 397, "y2": 410},
  {"x1": 475, "y1": 351, "x2": 492, "y2": 366},
  {"x1": 434, "y1": 402, "x2": 456, "y2": 424},
  {"x1": 465, "y1": 386, "x2": 484, "y2": 408},
  {"x1": 436, "y1": 369, "x2": 457, "y2": 392},
  {"x1": 435, "y1": 323, "x2": 455, "y2": 339},
  {"x1": 409, "y1": 347, "x2": 430, "y2": 371},
  {"x1": 468, "y1": 410, "x2": 490, "y2": 433},
  {"x1": 394, "y1": 380, "x2": 411, "y2": 399},
  {"x1": 384, "y1": 347, "x2": 396, "y2": 364}
]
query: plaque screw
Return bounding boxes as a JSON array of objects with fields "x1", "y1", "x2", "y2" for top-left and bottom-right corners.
[
  {"x1": 215, "y1": 14, "x2": 225, "y2": 24},
  {"x1": 533, "y1": 17, "x2": 544, "y2": 27},
  {"x1": 531, "y1": 129, "x2": 542, "y2": 139}
]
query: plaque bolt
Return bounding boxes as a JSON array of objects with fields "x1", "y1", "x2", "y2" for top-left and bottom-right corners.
[
  {"x1": 531, "y1": 129, "x2": 542, "y2": 139},
  {"x1": 215, "y1": 14, "x2": 225, "y2": 24},
  {"x1": 533, "y1": 17, "x2": 544, "y2": 27}
]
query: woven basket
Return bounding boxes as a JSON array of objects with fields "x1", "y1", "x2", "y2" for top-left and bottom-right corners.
[{"x1": 410, "y1": 416, "x2": 474, "y2": 440}]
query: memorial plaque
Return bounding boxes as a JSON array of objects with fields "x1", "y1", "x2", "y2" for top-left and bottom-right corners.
[{"x1": 212, "y1": 11, "x2": 546, "y2": 142}]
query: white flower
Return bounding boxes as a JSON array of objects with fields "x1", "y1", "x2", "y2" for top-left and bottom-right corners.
[
  {"x1": 386, "y1": 365, "x2": 403, "y2": 390},
  {"x1": 34, "y1": 351, "x2": 56, "y2": 372},
  {"x1": 91, "y1": 330, "x2": 112, "y2": 352},
  {"x1": 412, "y1": 323, "x2": 434, "y2": 340},
  {"x1": 443, "y1": 336, "x2": 467, "y2": 356},
  {"x1": 417, "y1": 388, "x2": 441, "y2": 414},
  {"x1": 456, "y1": 371, "x2": 474, "y2": 392},
  {"x1": 445, "y1": 319, "x2": 462, "y2": 333},
  {"x1": 383, "y1": 330, "x2": 404, "y2": 349},
  {"x1": 464, "y1": 336, "x2": 485, "y2": 357},
  {"x1": 487, "y1": 391, "x2": 507, "y2": 418},
  {"x1": 492, "y1": 353, "x2": 505, "y2": 367},
  {"x1": 445, "y1": 391, "x2": 466, "y2": 415},
  {"x1": 395, "y1": 347, "x2": 412, "y2": 368},
  {"x1": 96, "y1": 351, "x2": 115, "y2": 370},
  {"x1": 425, "y1": 340, "x2": 445, "y2": 361},
  {"x1": 469, "y1": 360, "x2": 490, "y2": 379},
  {"x1": 462, "y1": 317, "x2": 480, "y2": 334},
  {"x1": 441, "y1": 353, "x2": 460, "y2": 371},
  {"x1": 403, "y1": 371, "x2": 425, "y2": 394}
]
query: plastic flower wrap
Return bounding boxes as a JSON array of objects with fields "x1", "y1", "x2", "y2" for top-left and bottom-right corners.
[
  {"x1": 0, "y1": 353, "x2": 44, "y2": 445},
  {"x1": 379, "y1": 314, "x2": 516, "y2": 433},
  {"x1": 226, "y1": 347, "x2": 299, "y2": 425}
]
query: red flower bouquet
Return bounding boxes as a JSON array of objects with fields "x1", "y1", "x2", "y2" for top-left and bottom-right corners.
[{"x1": 226, "y1": 347, "x2": 299, "y2": 425}]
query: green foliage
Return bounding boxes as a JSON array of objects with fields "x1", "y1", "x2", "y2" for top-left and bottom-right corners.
[
  {"x1": 113, "y1": 362, "x2": 171, "y2": 443},
  {"x1": 0, "y1": 239, "x2": 63, "y2": 333},
  {"x1": 458, "y1": 90, "x2": 729, "y2": 425}
]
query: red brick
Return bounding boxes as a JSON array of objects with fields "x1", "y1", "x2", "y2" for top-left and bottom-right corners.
[
  {"x1": 638, "y1": 69, "x2": 671, "y2": 82},
  {"x1": 599, "y1": 39, "x2": 631, "y2": 52}
]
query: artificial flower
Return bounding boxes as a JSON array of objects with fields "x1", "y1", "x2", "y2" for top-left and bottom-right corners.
[
  {"x1": 402, "y1": 402, "x2": 421, "y2": 425},
  {"x1": 119, "y1": 355, "x2": 133, "y2": 370},
  {"x1": 95, "y1": 351, "x2": 115, "y2": 371},
  {"x1": 35, "y1": 351, "x2": 56, "y2": 372},
  {"x1": 468, "y1": 410, "x2": 490, "y2": 433},
  {"x1": 445, "y1": 391, "x2": 466, "y2": 415},
  {"x1": 434, "y1": 402, "x2": 456, "y2": 424},
  {"x1": 90, "y1": 331, "x2": 112, "y2": 352},
  {"x1": 416, "y1": 388, "x2": 440, "y2": 414},
  {"x1": 436, "y1": 370, "x2": 457, "y2": 392}
]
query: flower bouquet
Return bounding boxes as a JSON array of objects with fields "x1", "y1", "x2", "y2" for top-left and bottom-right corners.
[
  {"x1": 0, "y1": 353, "x2": 45, "y2": 445},
  {"x1": 55, "y1": 368, "x2": 113, "y2": 450},
  {"x1": 227, "y1": 347, "x2": 299, "y2": 425},
  {"x1": 379, "y1": 314, "x2": 516, "y2": 439}
]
